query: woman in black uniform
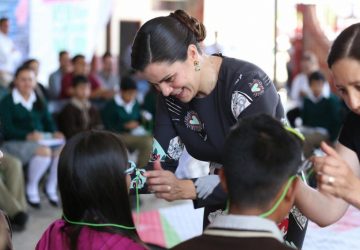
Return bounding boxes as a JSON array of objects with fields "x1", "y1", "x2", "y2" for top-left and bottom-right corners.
[{"x1": 131, "y1": 9, "x2": 340, "y2": 248}]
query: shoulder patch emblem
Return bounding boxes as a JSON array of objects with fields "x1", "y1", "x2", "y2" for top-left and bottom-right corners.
[
  {"x1": 231, "y1": 91, "x2": 251, "y2": 119},
  {"x1": 249, "y1": 79, "x2": 265, "y2": 97}
]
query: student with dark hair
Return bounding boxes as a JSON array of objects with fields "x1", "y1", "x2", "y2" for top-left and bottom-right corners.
[
  {"x1": 312, "y1": 23, "x2": 360, "y2": 211},
  {"x1": 60, "y1": 54, "x2": 111, "y2": 100},
  {"x1": 36, "y1": 130, "x2": 147, "y2": 250},
  {"x1": 299, "y1": 71, "x2": 342, "y2": 157},
  {"x1": 130, "y1": 9, "x2": 314, "y2": 248},
  {"x1": 0, "y1": 66, "x2": 64, "y2": 208},
  {"x1": 22, "y1": 58, "x2": 49, "y2": 102},
  {"x1": 173, "y1": 114, "x2": 302, "y2": 250},
  {"x1": 101, "y1": 76, "x2": 152, "y2": 167},
  {"x1": 57, "y1": 75, "x2": 103, "y2": 139}
]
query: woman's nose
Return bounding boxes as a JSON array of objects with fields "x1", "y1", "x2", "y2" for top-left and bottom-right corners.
[{"x1": 158, "y1": 83, "x2": 173, "y2": 97}]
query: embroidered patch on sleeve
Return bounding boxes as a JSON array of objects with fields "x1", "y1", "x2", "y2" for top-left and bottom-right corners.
[
  {"x1": 248, "y1": 79, "x2": 265, "y2": 97},
  {"x1": 167, "y1": 136, "x2": 184, "y2": 160},
  {"x1": 290, "y1": 206, "x2": 308, "y2": 230},
  {"x1": 231, "y1": 91, "x2": 252, "y2": 119},
  {"x1": 150, "y1": 138, "x2": 167, "y2": 162}
]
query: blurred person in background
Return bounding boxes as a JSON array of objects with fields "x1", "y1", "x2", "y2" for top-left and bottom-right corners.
[
  {"x1": 97, "y1": 51, "x2": 119, "y2": 95},
  {"x1": 0, "y1": 17, "x2": 21, "y2": 89},
  {"x1": 0, "y1": 66, "x2": 64, "y2": 209},
  {"x1": 48, "y1": 51, "x2": 71, "y2": 100},
  {"x1": 101, "y1": 76, "x2": 152, "y2": 168},
  {"x1": 57, "y1": 75, "x2": 103, "y2": 139},
  {"x1": 287, "y1": 51, "x2": 330, "y2": 127}
]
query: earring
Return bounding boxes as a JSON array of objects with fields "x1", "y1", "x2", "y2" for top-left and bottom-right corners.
[{"x1": 194, "y1": 60, "x2": 200, "y2": 72}]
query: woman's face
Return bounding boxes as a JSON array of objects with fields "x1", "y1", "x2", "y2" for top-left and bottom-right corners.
[
  {"x1": 331, "y1": 58, "x2": 360, "y2": 115},
  {"x1": 15, "y1": 69, "x2": 36, "y2": 97},
  {"x1": 142, "y1": 57, "x2": 199, "y2": 103}
]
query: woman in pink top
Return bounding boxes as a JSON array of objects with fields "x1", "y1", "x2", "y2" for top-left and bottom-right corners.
[{"x1": 36, "y1": 130, "x2": 147, "y2": 250}]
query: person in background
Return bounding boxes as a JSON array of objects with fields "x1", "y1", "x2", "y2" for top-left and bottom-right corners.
[
  {"x1": 299, "y1": 71, "x2": 342, "y2": 157},
  {"x1": 48, "y1": 51, "x2": 71, "y2": 100},
  {"x1": 0, "y1": 66, "x2": 64, "y2": 208},
  {"x1": 60, "y1": 54, "x2": 112, "y2": 100},
  {"x1": 0, "y1": 208, "x2": 13, "y2": 250},
  {"x1": 22, "y1": 59, "x2": 49, "y2": 103},
  {"x1": 0, "y1": 150, "x2": 28, "y2": 231},
  {"x1": 173, "y1": 114, "x2": 302, "y2": 250},
  {"x1": 0, "y1": 17, "x2": 21, "y2": 88},
  {"x1": 36, "y1": 131, "x2": 147, "y2": 250},
  {"x1": 97, "y1": 51, "x2": 119, "y2": 95},
  {"x1": 102, "y1": 76, "x2": 152, "y2": 167},
  {"x1": 57, "y1": 75, "x2": 103, "y2": 139},
  {"x1": 287, "y1": 51, "x2": 330, "y2": 127}
]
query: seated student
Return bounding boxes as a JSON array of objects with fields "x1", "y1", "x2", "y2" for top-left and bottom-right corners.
[
  {"x1": 0, "y1": 151, "x2": 28, "y2": 231},
  {"x1": 22, "y1": 59, "x2": 49, "y2": 103},
  {"x1": 0, "y1": 66, "x2": 64, "y2": 208},
  {"x1": 36, "y1": 130, "x2": 147, "y2": 250},
  {"x1": 101, "y1": 76, "x2": 152, "y2": 167},
  {"x1": 172, "y1": 114, "x2": 302, "y2": 250},
  {"x1": 57, "y1": 75, "x2": 103, "y2": 139},
  {"x1": 0, "y1": 209, "x2": 13, "y2": 250},
  {"x1": 60, "y1": 54, "x2": 112, "y2": 100},
  {"x1": 299, "y1": 71, "x2": 342, "y2": 157}
]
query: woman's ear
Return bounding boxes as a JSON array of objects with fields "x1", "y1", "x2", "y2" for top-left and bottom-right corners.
[
  {"x1": 218, "y1": 168, "x2": 228, "y2": 194},
  {"x1": 187, "y1": 44, "x2": 199, "y2": 61}
]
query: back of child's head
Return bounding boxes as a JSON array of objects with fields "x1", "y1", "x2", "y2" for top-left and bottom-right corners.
[
  {"x1": 120, "y1": 76, "x2": 137, "y2": 91},
  {"x1": 222, "y1": 114, "x2": 302, "y2": 210},
  {"x1": 58, "y1": 130, "x2": 138, "y2": 241},
  {"x1": 72, "y1": 75, "x2": 89, "y2": 88},
  {"x1": 308, "y1": 71, "x2": 326, "y2": 85}
]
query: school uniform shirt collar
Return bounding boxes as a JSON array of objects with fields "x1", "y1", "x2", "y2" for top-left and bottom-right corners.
[
  {"x1": 12, "y1": 88, "x2": 37, "y2": 111},
  {"x1": 114, "y1": 93, "x2": 135, "y2": 114},
  {"x1": 207, "y1": 214, "x2": 284, "y2": 243},
  {"x1": 307, "y1": 92, "x2": 325, "y2": 103}
]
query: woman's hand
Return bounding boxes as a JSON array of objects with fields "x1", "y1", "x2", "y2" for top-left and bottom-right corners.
[
  {"x1": 144, "y1": 161, "x2": 196, "y2": 201},
  {"x1": 313, "y1": 142, "x2": 360, "y2": 206}
]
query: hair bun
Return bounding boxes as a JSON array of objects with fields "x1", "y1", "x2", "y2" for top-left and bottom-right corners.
[{"x1": 170, "y1": 9, "x2": 206, "y2": 42}]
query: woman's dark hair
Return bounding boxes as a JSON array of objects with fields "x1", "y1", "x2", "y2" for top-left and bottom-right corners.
[
  {"x1": 58, "y1": 130, "x2": 141, "y2": 249},
  {"x1": 131, "y1": 9, "x2": 206, "y2": 71},
  {"x1": 328, "y1": 23, "x2": 360, "y2": 68}
]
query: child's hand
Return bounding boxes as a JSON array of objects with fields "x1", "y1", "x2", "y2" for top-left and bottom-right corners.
[
  {"x1": 53, "y1": 131, "x2": 65, "y2": 139},
  {"x1": 125, "y1": 121, "x2": 139, "y2": 130},
  {"x1": 26, "y1": 131, "x2": 43, "y2": 141}
]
